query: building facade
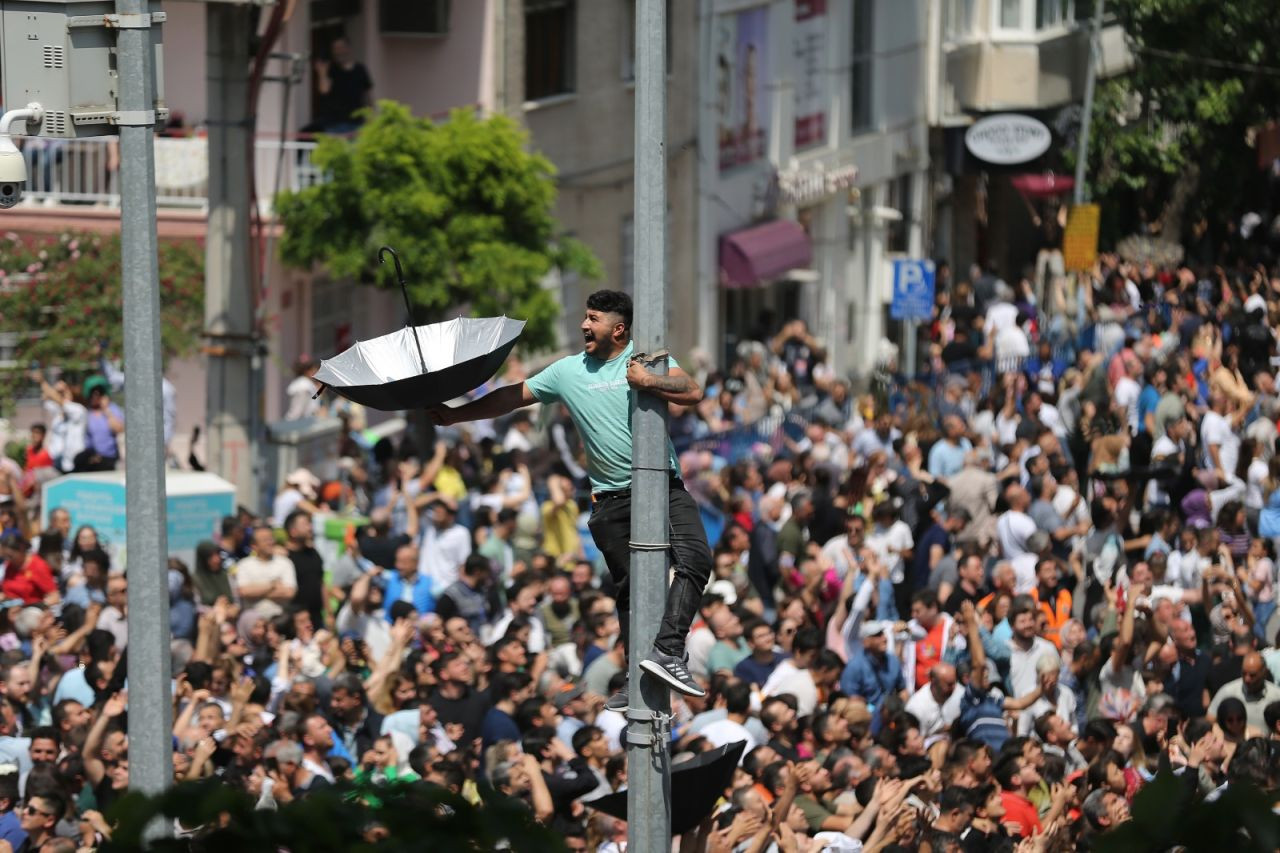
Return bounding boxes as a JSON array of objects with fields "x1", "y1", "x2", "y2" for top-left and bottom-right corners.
[
  {"x1": 697, "y1": 0, "x2": 931, "y2": 376},
  {"x1": 925, "y1": 0, "x2": 1132, "y2": 281}
]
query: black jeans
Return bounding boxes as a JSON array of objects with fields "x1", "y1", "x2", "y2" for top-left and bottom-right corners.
[{"x1": 587, "y1": 479, "x2": 713, "y2": 659}]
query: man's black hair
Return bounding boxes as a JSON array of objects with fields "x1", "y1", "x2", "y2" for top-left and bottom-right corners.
[
  {"x1": 723, "y1": 681, "x2": 752, "y2": 715},
  {"x1": 283, "y1": 509, "x2": 310, "y2": 535},
  {"x1": 586, "y1": 290, "x2": 633, "y2": 330},
  {"x1": 522, "y1": 725, "x2": 557, "y2": 760},
  {"x1": 571, "y1": 724, "x2": 603, "y2": 757},
  {"x1": 793, "y1": 626, "x2": 823, "y2": 656},
  {"x1": 516, "y1": 696, "x2": 547, "y2": 731},
  {"x1": 490, "y1": 670, "x2": 532, "y2": 702}
]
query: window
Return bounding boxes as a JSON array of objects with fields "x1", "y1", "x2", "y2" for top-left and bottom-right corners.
[
  {"x1": 997, "y1": 0, "x2": 1076, "y2": 33},
  {"x1": 943, "y1": 0, "x2": 975, "y2": 40},
  {"x1": 886, "y1": 174, "x2": 913, "y2": 254},
  {"x1": 525, "y1": 0, "x2": 576, "y2": 101},
  {"x1": 849, "y1": 0, "x2": 873, "y2": 134},
  {"x1": 1036, "y1": 0, "x2": 1073, "y2": 28},
  {"x1": 379, "y1": 0, "x2": 449, "y2": 36},
  {"x1": 622, "y1": 0, "x2": 673, "y2": 81},
  {"x1": 999, "y1": 0, "x2": 1025, "y2": 29}
]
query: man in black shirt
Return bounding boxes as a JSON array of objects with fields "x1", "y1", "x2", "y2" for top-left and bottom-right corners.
[
  {"x1": 285, "y1": 510, "x2": 327, "y2": 630},
  {"x1": 427, "y1": 651, "x2": 491, "y2": 753},
  {"x1": 313, "y1": 37, "x2": 373, "y2": 132}
]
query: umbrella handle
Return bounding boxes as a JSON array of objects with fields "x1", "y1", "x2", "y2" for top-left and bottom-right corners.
[{"x1": 379, "y1": 246, "x2": 428, "y2": 375}]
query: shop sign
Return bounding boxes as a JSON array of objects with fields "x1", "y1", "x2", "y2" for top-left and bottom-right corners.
[
  {"x1": 1063, "y1": 204, "x2": 1101, "y2": 271},
  {"x1": 964, "y1": 114, "x2": 1052, "y2": 165},
  {"x1": 777, "y1": 162, "x2": 858, "y2": 206}
]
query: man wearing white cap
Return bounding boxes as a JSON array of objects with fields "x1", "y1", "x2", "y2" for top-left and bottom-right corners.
[
  {"x1": 274, "y1": 468, "x2": 321, "y2": 526},
  {"x1": 838, "y1": 621, "x2": 904, "y2": 712}
]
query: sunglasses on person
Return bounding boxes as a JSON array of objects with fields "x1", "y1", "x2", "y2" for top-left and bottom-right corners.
[{"x1": 24, "y1": 804, "x2": 54, "y2": 817}]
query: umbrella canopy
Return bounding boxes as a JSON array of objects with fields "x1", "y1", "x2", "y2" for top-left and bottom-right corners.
[
  {"x1": 313, "y1": 316, "x2": 525, "y2": 411},
  {"x1": 587, "y1": 739, "x2": 747, "y2": 836}
]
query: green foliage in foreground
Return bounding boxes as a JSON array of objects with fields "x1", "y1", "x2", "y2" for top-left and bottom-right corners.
[
  {"x1": 1094, "y1": 769, "x2": 1280, "y2": 853},
  {"x1": 100, "y1": 780, "x2": 567, "y2": 853}
]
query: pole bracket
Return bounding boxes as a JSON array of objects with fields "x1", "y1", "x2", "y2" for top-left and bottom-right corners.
[
  {"x1": 624, "y1": 707, "x2": 672, "y2": 750},
  {"x1": 629, "y1": 540, "x2": 669, "y2": 551},
  {"x1": 67, "y1": 12, "x2": 165, "y2": 29},
  {"x1": 113, "y1": 110, "x2": 156, "y2": 127}
]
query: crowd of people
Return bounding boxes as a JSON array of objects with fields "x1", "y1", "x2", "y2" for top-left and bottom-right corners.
[{"x1": 0, "y1": 254, "x2": 1279, "y2": 852}]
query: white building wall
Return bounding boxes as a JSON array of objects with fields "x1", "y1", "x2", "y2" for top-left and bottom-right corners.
[{"x1": 698, "y1": 0, "x2": 931, "y2": 379}]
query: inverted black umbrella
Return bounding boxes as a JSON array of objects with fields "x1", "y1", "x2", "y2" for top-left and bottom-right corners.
[
  {"x1": 586, "y1": 739, "x2": 747, "y2": 836},
  {"x1": 312, "y1": 247, "x2": 525, "y2": 411}
]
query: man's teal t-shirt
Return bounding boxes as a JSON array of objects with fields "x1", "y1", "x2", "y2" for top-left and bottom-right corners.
[{"x1": 525, "y1": 340, "x2": 680, "y2": 493}]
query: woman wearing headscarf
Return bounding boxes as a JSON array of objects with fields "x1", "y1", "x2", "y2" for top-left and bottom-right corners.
[{"x1": 193, "y1": 540, "x2": 235, "y2": 607}]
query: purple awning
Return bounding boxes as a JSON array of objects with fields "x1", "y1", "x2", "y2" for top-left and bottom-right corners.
[{"x1": 718, "y1": 220, "x2": 813, "y2": 288}]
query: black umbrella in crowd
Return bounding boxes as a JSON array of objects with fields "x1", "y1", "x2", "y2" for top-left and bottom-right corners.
[
  {"x1": 312, "y1": 247, "x2": 525, "y2": 411},
  {"x1": 587, "y1": 739, "x2": 747, "y2": 837}
]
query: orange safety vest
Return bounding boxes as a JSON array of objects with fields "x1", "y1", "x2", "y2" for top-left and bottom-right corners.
[
  {"x1": 1032, "y1": 586, "x2": 1072, "y2": 649},
  {"x1": 914, "y1": 619, "x2": 947, "y2": 688}
]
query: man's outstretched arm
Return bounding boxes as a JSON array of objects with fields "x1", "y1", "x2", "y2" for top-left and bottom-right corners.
[
  {"x1": 429, "y1": 382, "x2": 535, "y2": 425},
  {"x1": 627, "y1": 362, "x2": 703, "y2": 406}
]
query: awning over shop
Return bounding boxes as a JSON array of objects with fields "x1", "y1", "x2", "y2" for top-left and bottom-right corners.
[
  {"x1": 719, "y1": 220, "x2": 813, "y2": 288},
  {"x1": 1009, "y1": 173, "x2": 1074, "y2": 198}
]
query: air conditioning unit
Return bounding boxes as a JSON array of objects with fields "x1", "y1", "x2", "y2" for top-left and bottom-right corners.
[{"x1": 379, "y1": 0, "x2": 448, "y2": 36}]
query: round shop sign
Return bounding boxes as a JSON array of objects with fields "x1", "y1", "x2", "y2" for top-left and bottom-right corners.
[{"x1": 964, "y1": 114, "x2": 1052, "y2": 165}]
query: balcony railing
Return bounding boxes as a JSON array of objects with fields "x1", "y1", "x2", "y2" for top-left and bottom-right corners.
[{"x1": 15, "y1": 136, "x2": 323, "y2": 214}]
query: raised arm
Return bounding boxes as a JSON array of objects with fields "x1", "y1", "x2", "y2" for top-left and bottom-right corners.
[{"x1": 429, "y1": 383, "x2": 534, "y2": 426}]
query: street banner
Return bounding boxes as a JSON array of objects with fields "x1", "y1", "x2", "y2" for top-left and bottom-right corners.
[
  {"x1": 793, "y1": 0, "x2": 828, "y2": 150},
  {"x1": 715, "y1": 6, "x2": 770, "y2": 172}
]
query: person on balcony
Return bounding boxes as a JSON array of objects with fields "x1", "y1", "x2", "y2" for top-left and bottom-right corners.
[{"x1": 308, "y1": 37, "x2": 373, "y2": 135}]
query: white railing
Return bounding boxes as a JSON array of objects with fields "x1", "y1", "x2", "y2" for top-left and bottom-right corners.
[{"x1": 16, "y1": 136, "x2": 323, "y2": 213}]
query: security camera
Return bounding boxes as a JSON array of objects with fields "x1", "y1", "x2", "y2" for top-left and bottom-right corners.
[
  {"x1": 0, "y1": 150, "x2": 25, "y2": 210},
  {"x1": 0, "y1": 104, "x2": 42, "y2": 210}
]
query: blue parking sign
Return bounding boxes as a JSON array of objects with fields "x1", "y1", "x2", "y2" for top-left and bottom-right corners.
[{"x1": 890, "y1": 259, "x2": 936, "y2": 320}]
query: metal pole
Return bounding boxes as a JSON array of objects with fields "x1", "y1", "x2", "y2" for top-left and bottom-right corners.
[
  {"x1": 205, "y1": 4, "x2": 259, "y2": 509},
  {"x1": 904, "y1": 319, "x2": 918, "y2": 378},
  {"x1": 1074, "y1": 0, "x2": 1106, "y2": 205},
  {"x1": 628, "y1": 0, "x2": 672, "y2": 851},
  {"x1": 116, "y1": 0, "x2": 173, "y2": 812}
]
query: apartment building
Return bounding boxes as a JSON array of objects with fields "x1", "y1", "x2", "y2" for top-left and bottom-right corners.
[{"x1": 926, "y1": 0, "x2": 1132, "y2": 280}]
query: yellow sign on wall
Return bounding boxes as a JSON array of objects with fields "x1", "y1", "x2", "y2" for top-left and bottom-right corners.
[{"x1": 1063, "y1": 204, "x2": 1101, "y2": 271}]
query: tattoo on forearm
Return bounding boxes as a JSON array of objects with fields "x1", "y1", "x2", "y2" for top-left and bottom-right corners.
[{"x1": 648, "y1": 374, "x2": 695, "y2": 394}]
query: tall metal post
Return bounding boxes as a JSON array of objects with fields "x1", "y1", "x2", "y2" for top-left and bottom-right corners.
[
  {"x1": 1074, "y1": 0, "x2": 1106, "y2": 205},
  {"x1": 204, "y1": 5, "x2": 259, "y2": 509},
  {"x1": 116, "y1": 0, "x2": 173, "y2": 808},
  {"x1": 628, "y1": 0, "x2": 672, "y2": 850}
]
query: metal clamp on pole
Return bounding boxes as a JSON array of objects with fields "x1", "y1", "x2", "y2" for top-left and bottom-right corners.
[
  {"x1": 113, "y1": 110, "x2": 156, "y2": 127},
  {"x1": 624, "y1": 707, "x2": 672, "y2": 750},
  {"x1": 629, "y1": 540, "x2": 670, "y2": 551}
]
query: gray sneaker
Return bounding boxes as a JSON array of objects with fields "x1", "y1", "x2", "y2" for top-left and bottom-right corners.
[
  {"x1": 605, "y1": 680, "x2": 629, "y2": 712},
  {"x1": 639, "y1": 651, "x2": 706, "y2": 697}
]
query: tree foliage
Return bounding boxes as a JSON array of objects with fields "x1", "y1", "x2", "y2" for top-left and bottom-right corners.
[
  {"x1": 275, "y1": 102, "x2": 601, "y2": 352},
  {"x1": 1081, "y1": 0, "x2": 1280, "y2": 241},
  {"x1": 0, "y1": 231, "x2": 204, "y2": 410}
]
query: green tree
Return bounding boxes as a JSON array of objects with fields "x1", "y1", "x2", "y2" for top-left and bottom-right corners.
[
  {"x1": 0, "y1": 231, "x2": 204, "y2": 410},
  {"x1": 1081, "y1": 0, "x2": 1280, "y2": 243},
  {"x1": 275, "y1": 102, "x2": 600, "y2": 351}
]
